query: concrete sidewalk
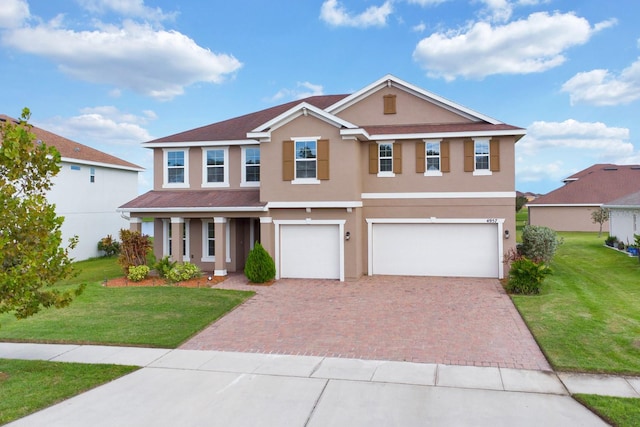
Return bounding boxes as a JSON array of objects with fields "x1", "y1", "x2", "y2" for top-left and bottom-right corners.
[{"x1": 1, "y1": 343, "x2": 634, "y2": 426}]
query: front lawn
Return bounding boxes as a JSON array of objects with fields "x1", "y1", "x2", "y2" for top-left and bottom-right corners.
[
  {"x1": 574, "y1": 394, "x2": 640, "y2": 427},
  {"x1": 0, "y1": 358, "x2": 137, "y2": 424},
  {"x1": 512, "y1": 232, "x2": 640, "y2": 375}
]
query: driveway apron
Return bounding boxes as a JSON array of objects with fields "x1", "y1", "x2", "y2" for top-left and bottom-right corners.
[{"x1": 182, "y1": 275, "x2": 551, "y2": 371}]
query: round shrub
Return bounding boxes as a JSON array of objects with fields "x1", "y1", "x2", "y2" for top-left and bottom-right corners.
[
  {"x1": 167, "y1": 262, "x2": 201, "y2": 283},
  {"x1": 521, "y1": 225, "x2": 562, "y2": 264},
  {"x1": 244, "y1": 242, "x2": 276, "y2": 283},
  {"x1": 127, "y1": 265, "x2": 150, "y2": 282},
  {"x1": 506, "y1": 258, "x2": 551, "y2": 295}
]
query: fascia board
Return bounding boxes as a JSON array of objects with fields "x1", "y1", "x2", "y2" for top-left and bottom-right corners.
[
  {"x1": 249, "y1": 102, "x2": 358, "y2": 136},
  {"x1": 117, "y1": 206, "x2": 268, "y2": 213},
  {"x1": 141, "y1": 140, "x2": 258, "y2": 148},
  {"x1": 62, "y1": 157, "x2": 144, "y2": 172},
  {"x1": 366, "y1": 128, "x2": 527, "y2": 141}
]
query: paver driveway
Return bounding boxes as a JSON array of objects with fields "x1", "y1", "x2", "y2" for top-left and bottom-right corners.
[{"x1": 182, "y1": 274, "x2": 551, "y2": 371}]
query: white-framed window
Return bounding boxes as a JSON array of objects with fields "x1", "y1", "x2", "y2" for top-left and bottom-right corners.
[
  {"x1": 378, "y1": 141, "x2": 395, "y2": 177},
  {"x1": 241, "y1": 146, "x2": 260, "y2": 187},
  {"x1": 202, "y1": 147, "x2": 229, "y2": 187},
  {"x1": 163, "y1": 219, "x2": 189, "y2": 261},
  {"x1": 202, "y1": 220, "x2": 216, "y2": 261},
  {"x1": 90, "y1": 167, "x2": 96, "y2": 183},
  {"x1": 474, "y1": 139, "x2": 491, "y2": 176},
  {"x1": 163, "y1": 149, "x2": 189, "y2": 188},
  {"x1": 295, "y1": 139, "x2": 318, "y2": 182},
  {"x1": 425, "y1": 141, "x2": 441, "y2": 176}
]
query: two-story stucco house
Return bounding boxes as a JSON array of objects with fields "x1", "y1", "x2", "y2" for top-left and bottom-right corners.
[
  {"x1": 118, "y1": 75, "x2": 525, "y2": 281},
  {"x1": 1, "y1": 114, "x2": 144, "y2": 261}
]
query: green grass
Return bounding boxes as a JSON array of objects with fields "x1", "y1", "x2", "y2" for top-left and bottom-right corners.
[
  {"x1": 60, "y1": 256, "x2": 124, "y2": 286},
  {"x1": 574, "y1": 394, "x2": 640, "y2": 427},
  {"x1": 0, "y1": 358, "x2": 137, "y2": 424},
  {"x1": 512, "y1": 232, "x2": 640, "y2": 374}
]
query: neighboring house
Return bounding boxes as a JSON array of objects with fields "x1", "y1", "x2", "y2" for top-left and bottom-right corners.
[
  {"x1": 118, "y1": 75, "x2": 525, "y2": 281},
  {"x1": 528, "y1": 164, "x2": 640, "y2": 232},
  {"x1": 0, "y1": 115, "x2": 144, "y2": 261},
  {"x1": 603, "y1": 191, "x2": 640, "y2": 245}
]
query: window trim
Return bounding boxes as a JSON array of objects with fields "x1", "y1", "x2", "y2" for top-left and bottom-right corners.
[
  {"x1": 163, "y1": 219, "x2": 190, "y2": 262},
  {"x1": 292, "y1": 137, "x2": 320, "y2": 184},
  {"x1": 424, "y1": 139, "x2": 443, "y2": 177},
  {"x1": 201, "y1": 220, "x2": 216, "y2": 262},
  {"x1": 201, "y1": 147, "x2": 229, "y2": 188},
  {"x1": 473, "y1": 138, "x2": 492, "y2": 176},
  {"x1": 377, "y1": 141, "x2": 395, "y2": 178},
  {"x1": 241, "y1": 145, "x2": 260, "y2": 187},
  {"x1": 163, "y1": 148, "x2": 189, "y2": 188}
]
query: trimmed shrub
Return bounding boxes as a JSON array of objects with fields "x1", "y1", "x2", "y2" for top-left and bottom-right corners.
[
  {"x1": 127, "y1": 265, "x2": 150, "y2": 282},
  {"x1": 506, "y1": 258, "x2": 552, "y2": 295},
  {"x1": 97, "y1": 234, "x2": 120, "y2": 257},
  {"x1": 244, "y1": 242, "x2": 276, "y2": 283},
  {"x1": 118, "y1": 229, "x2": 152, "y2": 274},
  {"x1": 153, "y1": 256, "x2": 176, "y2": 279},
  {"x1": 521, "y1": 225, "x2": 562, "y2": 264},
  {"x1": 605, "y1": 235, "x2": 617, "y2": 247},
  {"x1": 167, "y1": 262, "x2": 201, "y2": 283}
]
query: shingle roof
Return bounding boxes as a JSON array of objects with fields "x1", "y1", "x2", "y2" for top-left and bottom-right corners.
[
  {"x1": 119, "y1": 189, "x2": 264, "y2": 211},
  {"x1": 529, "y1": 164, "x2": 640, "y2": 205},
  {"x1": 146, "y1": 95, "x2": 349, "y2": 143},
  {"x1": 0, "y1": 114, "x2": 143, "y2": 171},
  {"x1": 603, "y1": 190, "x2": 640, "y2": 208}
]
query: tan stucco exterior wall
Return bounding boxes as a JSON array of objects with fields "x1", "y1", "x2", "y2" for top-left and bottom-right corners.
[{"x1": 528, "y1": 205, "x2": 606, "y2": 232}]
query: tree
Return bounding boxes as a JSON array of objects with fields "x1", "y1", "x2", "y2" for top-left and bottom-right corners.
[
  {"x1": 591, "y1": 208, "x2": 609, "y2": 238},
  {"x1": 0, "y1": 109, "x2": 82, "y2": 320},
  {"x1": 515, "y1": 195, "x2": 528, "y2": 212}
]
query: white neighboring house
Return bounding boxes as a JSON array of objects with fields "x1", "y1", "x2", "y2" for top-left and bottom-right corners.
[
  {"x1": 603, "y1": 191, "x2": 640, "y2": 246},
  {"x1": 1, "y1": 115, "x2": 144, "y2": 261}
]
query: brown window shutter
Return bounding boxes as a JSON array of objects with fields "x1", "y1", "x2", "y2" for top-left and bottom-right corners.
[
  {"x1": 490, "y1": 138, "x2": 500, "y2": 172},
  {"x1": 282, "y1": 140, "x2": 294, "y2": 181},
  {"x1": 415, "y1": 140, "x2": 425, "y2": 173},
  {"x1": 383, "y1": 94, "x2": 396, "y2": 114},
  {"x1": 393, "y1": 143, "x2": 402, "y2": 174},
  {"x1": 463, "y1": 139, "x2": 474, "y2": 172},
  {"x1": 369, "y1": 142, "x2": 378, "y2": 174},
  {"x1": 441, "y1": 140, "x2": 450, "y2": 173},
  {"x1": 317, "y1": 139, "x2": 330, "y2": 180}
]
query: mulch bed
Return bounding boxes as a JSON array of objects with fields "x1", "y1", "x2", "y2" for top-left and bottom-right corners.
[{"x1": 104, "y1": 275, "x2": 227, "y2": 288}]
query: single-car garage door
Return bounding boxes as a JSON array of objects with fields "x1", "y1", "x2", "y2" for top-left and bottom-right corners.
[
  {"x1": 371, "y1": 222, "x2": 500, "y2": 278},
  {"x1": 280, "y1": 224, "x2": 341, "y2": 279}
]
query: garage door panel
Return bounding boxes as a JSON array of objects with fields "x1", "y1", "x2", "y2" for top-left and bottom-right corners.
[
  {"x1": 280, "y1": 224, "x2": 340, "y2": 279},
  {"x1": 372, "y1": 223, "x2": 499, "y2": 278}
]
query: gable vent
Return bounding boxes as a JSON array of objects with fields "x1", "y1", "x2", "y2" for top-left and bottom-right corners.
[{"x1": 603, "y1": 167, "x2": 618, "y2": 171}]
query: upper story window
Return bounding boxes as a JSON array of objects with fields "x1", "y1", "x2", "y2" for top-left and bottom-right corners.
[
  {"x1": 464, "y1": 138, "x2": 499, "y2": 176},
  {"x1": 202, "y1": 147, "x2": 229, "y2": 187},
  {"x1": 416, "y1": 139, "x2": 448, "y2": 175},
  {"x1": 90, "y1": 167, "x2": 96, "y2": 183},
  {"x1": 369, "y1": 141, "x2": 401, "y2": 177},
  {"x1": 295, "y1": 140, "x2": 317, "y2": 179},
  {"x1": 163, "y1": 149, "x2": 189, "y2": 188},
  {"x1": 426, "y1": 142, "x2": 440, "y2": 171},
  {"x1": 242, "y1": 146, "x2": 260, "y2": 187}
]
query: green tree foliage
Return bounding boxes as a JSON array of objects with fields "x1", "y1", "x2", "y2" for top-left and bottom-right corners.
[
  {"x1": 244, "y1": 242, "x2": 276, "y2": 283},
  {"x1": 521, "y1": 225, "x2": 562, "y2": 264},
  {"x1": 117, "y1": 229, "x2": 152, "y2": 274},
  {"x1": 591, "y1": 208, "x2": 609, "y2": 238},
  {"x1": 515, "y1": 195, "x2": 528, "y2": 212},
  {"x1": 0, "y1": 109, "x2": 81, "y2": 320}
]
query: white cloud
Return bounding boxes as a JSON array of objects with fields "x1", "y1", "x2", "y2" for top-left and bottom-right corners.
[
  {"x1": 561, "y1": 58, "x2": 640, "y2": 106},
  {"x1": 516, "y1": 160, "x2": 564, "y2": 183},
  {"x1": 76, "y1": 0, "x2": 176, "y2": 22},
  {"x1": 406, "y1": 0, "x2": 449, "y2": 5},
  {"x1": 413, "y1": 12, "x2": 607, "y2": 81},
  {"x1": 0, "y1": 0, "x2": 29, "y2": 29},
  {"x1": 412, "y1": 21, "x2": 426, "y2": 33},
  {"x1": 320, "y1": 0, "x2": 393, "y2": 28},
  {"x1": 2, "y1": 19, "x2": 242, "y2": 100},
  {"x1": 39, "y1": 106, "x2": 155, "y2": 146},
  {"x1": 478, "y1": 0, "x2": 513, "y2": 23},
  {"x1": 269, "y1": 81, "x2": 325, "y2": 102}
]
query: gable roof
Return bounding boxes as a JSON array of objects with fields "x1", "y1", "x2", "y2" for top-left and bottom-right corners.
[
  {"x1": 603, "y1": 190, "x2": 640, "y2": 209},
  {"x1": 0, "y1": 114, "x2": 143, "y2": 172},
  {"x1": 529, "y1": 164, "x2": 640, "y2": 206},
  {"x1": 143, "y1": 74, "x2": 524, "y2": 146}
]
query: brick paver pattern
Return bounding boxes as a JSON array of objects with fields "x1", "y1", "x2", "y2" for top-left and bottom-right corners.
[{"x1": 182, "y1": 274, "x2": 551, "y2": 371}]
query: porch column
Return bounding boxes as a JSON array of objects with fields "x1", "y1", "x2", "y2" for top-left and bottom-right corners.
[
  {"x1": 214, "y1": 217, "x2": 227, "y2": 276},
  {"x1": 259, "y1": 216, "x2": 274, "y2": 257},
  {"x1": 129, "y1": 216, "x2": 142, "y2": 233},
  {"x1": 170, "y1": 217, "x2": 184, "y2": 263}
]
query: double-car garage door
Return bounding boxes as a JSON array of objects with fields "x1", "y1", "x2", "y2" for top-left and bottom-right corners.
[{"x1": 370, "y1": 222, "x2": 500, "y2": 278}]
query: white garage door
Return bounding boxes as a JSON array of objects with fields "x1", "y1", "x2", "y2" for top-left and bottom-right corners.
[
  {"x1": 280, "y1": 224, "x2": 341, "y2": 279},
  {"x1": 371, "y1": 223, "x2": 499, "y2": 278}
]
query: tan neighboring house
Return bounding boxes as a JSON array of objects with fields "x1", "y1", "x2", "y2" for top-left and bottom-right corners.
[
  {"x1": 528, "y1": 164, "x2": 640, "y2": 232},
  {"x1": 118, "y1": 75, "x2": 525, "y2": 281},
  {"x1": 603, "y1": 191, "x2": 640, "y2": 244},
  {"x1": 1, "y1": 114, "x2": 144, "y2": 260}
]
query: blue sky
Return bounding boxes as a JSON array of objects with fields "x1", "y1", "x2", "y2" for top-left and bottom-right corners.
[{"x1": 1, "y1": 0, "x2": 639, "y2": 194}]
